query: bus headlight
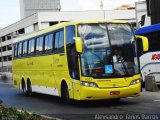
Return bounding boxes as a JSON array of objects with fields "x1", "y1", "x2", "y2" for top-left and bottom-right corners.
[
  {"x1": 130, "y1": 79, "x2": 140, "y2": 85},
  {"x1": 81, "y1": 81, "x2": 98, "y2": 88}
]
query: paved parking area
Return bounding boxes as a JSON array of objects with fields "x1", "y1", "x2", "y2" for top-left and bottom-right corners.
[{"x1": 0, "y1": 81, "x2": 160, "y2": 120}]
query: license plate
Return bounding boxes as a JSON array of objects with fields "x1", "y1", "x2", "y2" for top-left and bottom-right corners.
[{"x1": 110, "y1": 91, "x2": 120, "y2": 95}]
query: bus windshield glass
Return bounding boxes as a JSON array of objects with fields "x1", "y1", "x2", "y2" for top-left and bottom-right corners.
[{"x1": 78, "y1": 23, "x2": 139, "y2": 78}]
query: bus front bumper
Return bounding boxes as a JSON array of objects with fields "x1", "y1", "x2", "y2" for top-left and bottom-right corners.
[{"x1": 80, "y1": 83, "x2": 141, "y2": 100}]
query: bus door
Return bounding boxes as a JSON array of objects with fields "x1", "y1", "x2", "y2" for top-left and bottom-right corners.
[{"x1": 66, "y1": 25, "x2": 81, "y2": 100}]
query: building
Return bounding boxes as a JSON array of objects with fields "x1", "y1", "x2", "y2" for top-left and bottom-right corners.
[
  {"x1": 135, "y1": 0, "x2": 160, "y2": 48},
  {"x1": 0, "y1": 10, "x2": 136, "y2": 73},
  {"x1": 135, "y1": 0, "x2": 160, "y2": 27},
  {"x1": 146, "y1": 0, "x2": 160, "y2": 24},
  {"x1": 135, "y1": 0, "x2": 151, "y2": 27},
  {"x1": 114, "y1": 4, "x2": 135, "y2": 10},
  {"x1": 145, "y1": 0, "x2": 160, "y2": 53},
  {"x1": 20, "y1": 0, "x2": 61, "y2": 19}
]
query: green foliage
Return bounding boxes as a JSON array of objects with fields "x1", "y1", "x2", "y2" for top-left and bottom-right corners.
[
  {"x1": 0, "y1": 105, "x2": 47, "y2": 120},
  {"x1": 30, "y1": 112, "x2": 42, "y2": 120}
]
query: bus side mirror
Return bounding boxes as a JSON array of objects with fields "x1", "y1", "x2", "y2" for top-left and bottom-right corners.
[
  {"x1": 75, "y1": 37, "x2": 83, "y2": 53},
  {"x1": 136, "y1": 35, "x2": 149, "y2": 52}
]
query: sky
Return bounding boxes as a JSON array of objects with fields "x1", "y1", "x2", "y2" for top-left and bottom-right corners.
[{"x1": 0, "y1": 0, "x2": 140, "y2": 28}]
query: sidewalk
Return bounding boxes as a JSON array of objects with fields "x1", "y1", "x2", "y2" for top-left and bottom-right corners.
[{"x1": 0, "y1": 72, "x2": 12, "y2": 84}]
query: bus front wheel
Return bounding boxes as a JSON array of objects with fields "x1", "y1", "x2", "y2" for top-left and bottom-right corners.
[
  {"x1": 26, "y1": 80, "x2": 32, "y2": 96},
  {"x1": 21, "y1": 80, "x2": 26, "y2": 94},
  {"x1": 61, "y1": 83, "x2": 71, "y2": 104}
]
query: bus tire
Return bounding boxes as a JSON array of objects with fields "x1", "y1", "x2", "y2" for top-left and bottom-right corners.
[
  {"x1": 141, "y1": 80, "x2": 145, "y2": 92},
  {"x1": 21, "y1": 79, "x2": 27, "y2": 95},
  {"x1": 26, "y1": 79, "x2": 32, "y2": 96},
  {"x1": 61, "y1": 82, "x2": 71, "y2": 104}
]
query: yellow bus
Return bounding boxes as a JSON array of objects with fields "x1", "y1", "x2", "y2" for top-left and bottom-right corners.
[{"x1": 12, "y1": 20, "x2": 148, "y2": 103}]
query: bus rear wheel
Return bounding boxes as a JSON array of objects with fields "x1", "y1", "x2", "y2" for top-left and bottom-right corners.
[
  {"x1": 27, "y1": 80, "x2": 32, "y2": 96},
  {"x1": 21, "y1": 81, "x2": 26, "y2": 95}
]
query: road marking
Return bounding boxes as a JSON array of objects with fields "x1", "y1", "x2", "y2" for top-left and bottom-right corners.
[
  {"x1": 154, "y1": 100, "x2": 160, "y2": 102},
  {"x1": 127, "y1": 97, "x2": 134, "y2": 99}
]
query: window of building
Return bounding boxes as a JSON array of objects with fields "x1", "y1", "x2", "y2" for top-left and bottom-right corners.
[
  {"x1": 2, "y1": 46, "x2": 7, "y2": 52},
  {"x1": 28, "y1": 39, "x2": 35, "y2": 55},
  {"x1": 8, "y1": 55, "x2": 12, "y2": 61},
  {"x1": 18, "y1": 28, "x2": 25, "y2": 35},
  {"x1": 36, "y1": 36, "x2": 44, "y2": 54},
  {"x1": 7, "y1": 45, "x2": 12, "y2": 51},
  {"x1": 54, "y1": 29, "x2": 64, "y2": 52},
  {"x1": 3, "y1": 56, "x2": 7, "y2": 61},
  {"x1": 14, "y1": 44, "x2": 18, "y2": 58},
  {"x1": 6, "y1": 34, "x2": 12, "y2": 40},
  {"x1": 2, "y1": 36, "x2": 6, "y2": 42},
  {"x1": 49, "y1": 22, "x2": 58, "y2": 26}
]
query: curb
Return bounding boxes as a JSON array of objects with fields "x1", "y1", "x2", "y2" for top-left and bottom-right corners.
[{"x1": 41, "y1": 114, "x2": 62, "y2": 120}]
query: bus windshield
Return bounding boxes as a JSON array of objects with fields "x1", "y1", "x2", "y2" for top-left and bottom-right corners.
[{"x1": 78, "y1": 23, "x2": 139, "y2": 78}]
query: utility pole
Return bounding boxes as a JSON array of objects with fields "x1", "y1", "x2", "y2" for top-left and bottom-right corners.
[
  {"x1": 100, "y1": 0, "x2": 105, "y2": 20},
  {"x1": 100, "y1": 0, "x2": 104, "y2": 10}
]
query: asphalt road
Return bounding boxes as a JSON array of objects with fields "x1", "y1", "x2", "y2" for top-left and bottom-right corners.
[{"x1": 0, "y1": 81, "x2": 160, "y2": 120}]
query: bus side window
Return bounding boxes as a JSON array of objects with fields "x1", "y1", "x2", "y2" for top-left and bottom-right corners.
[
  {"x1": 54, "y1": 29, "x2": 64, "y2": 53},
  {"x1": 17, "y1": 43, "x2": 19, "y2": 57},
  {"x1": 28, "y1": 39, "x2": 35, "y2": 56},
  {"x1": 55, "y1": 31, "x2": 59, "y2": 51},
  {"x1": 44, "y1": 33, "x2": 53, "y2": 53},
  {"x1": 17, "y1": 43, "x2": 22, "y2": 57},
  {"x1": 36, "y1": 36, "x2": 44, "y2": 55},
  {"x1": 59, "y1": 30, "x2": 64, "y2": 52},
  {"x1": 22, "y1": 41, "x2": 27, "y2": 57},
  {"x1": 17, "y1": 42, "x2": 22, "y2": 57},
  {"x1": 66, "y1": 25, "x2": 80, "y2": 80},
  {"x1": 49, "y1": 33, "x2": 53, "y2": 51}
]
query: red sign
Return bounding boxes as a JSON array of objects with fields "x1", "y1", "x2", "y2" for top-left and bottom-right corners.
[
  {"x1": 152, "y1": 54, "x2": 160, "y2": 60},
  {"x1": 110, "y1": 91, "x2": 120, "y2": 95}
]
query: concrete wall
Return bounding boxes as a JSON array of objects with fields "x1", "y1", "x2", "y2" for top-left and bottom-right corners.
[
  {"x1": 105, "y1": 10, "x2": 135, "y2": 21},
  {"x1": 20, "y1": 0, "x2": 60, "y2": 18},
  {"x1": 0, "y1": 14, "x2": 38, "y2": 37}
]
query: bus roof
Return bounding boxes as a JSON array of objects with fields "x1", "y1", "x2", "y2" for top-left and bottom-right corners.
[
  {"x1": 135, "y1": 24, "x2": 160, "y2": 35},
  {"x1": 12, "y1": 20, "x2": 129, "y2": 44}
]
